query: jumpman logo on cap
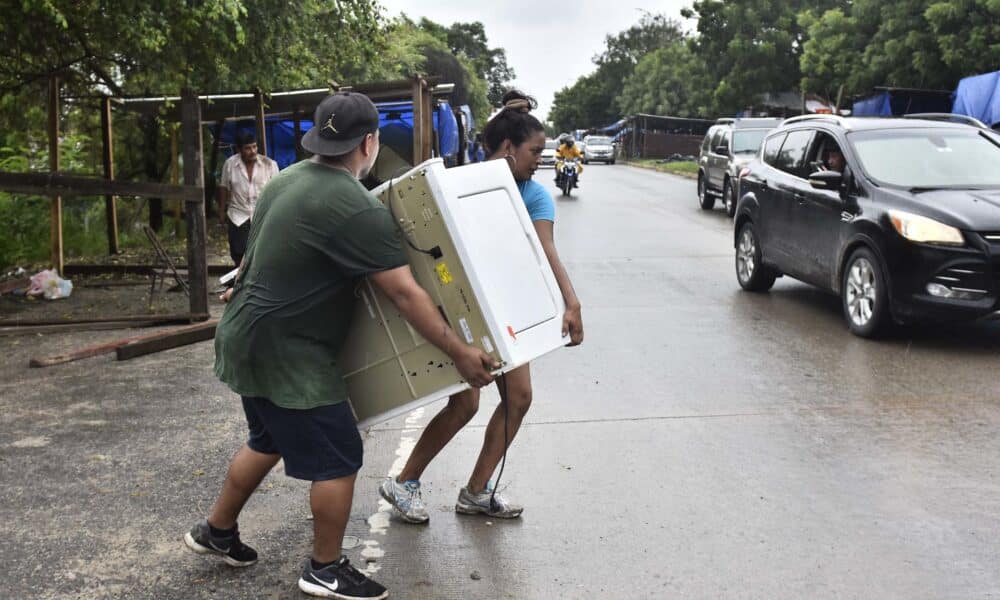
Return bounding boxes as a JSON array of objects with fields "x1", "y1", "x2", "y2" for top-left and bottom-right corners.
[{"x1": 322, "y1": 114, "x2": 338, "y2": 134}]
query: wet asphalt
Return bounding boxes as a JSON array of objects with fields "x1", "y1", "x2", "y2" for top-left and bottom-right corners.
[{"x1": 2, "y1": 163, "x2": 999, "y2": 599}]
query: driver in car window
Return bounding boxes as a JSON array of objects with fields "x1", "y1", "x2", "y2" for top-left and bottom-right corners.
[{"x1": 823, "y1": 147, "x2": 846, "y2": 172}]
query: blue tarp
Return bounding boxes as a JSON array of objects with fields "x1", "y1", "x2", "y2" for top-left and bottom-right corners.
[
  {"x1": 598, "y1": 119, "x2": 627, "y2": 135},
  {"x1": 852, "y1": 89, "x2": 953, "y2": 117},
  {"x1": 953, "y1": 71, "x2": 1000, "y2": 127},
  {"x1": 215, "y1": 100, "x2": 461, "y2": 170},
  {"x1": 852, "y1": 92, "x2": 892, "y2": 117}
]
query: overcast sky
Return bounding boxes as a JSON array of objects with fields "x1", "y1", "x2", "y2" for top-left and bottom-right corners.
[{"x1": 376, "y1": 0, "x2": 694, "y2": 124}]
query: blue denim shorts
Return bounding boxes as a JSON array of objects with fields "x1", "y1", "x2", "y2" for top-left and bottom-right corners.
[{"x1": 241, "y1": 396, "x2": 363, "y2": 481}]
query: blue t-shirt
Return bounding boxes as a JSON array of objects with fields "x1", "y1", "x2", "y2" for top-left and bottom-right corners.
[{"x1": 517, "y1": 179, "x2": 555, "y2": 222}]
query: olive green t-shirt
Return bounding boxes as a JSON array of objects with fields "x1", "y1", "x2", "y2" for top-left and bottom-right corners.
[{"x1": 214, "y1": 160, "x2": 408, "y2": 410}]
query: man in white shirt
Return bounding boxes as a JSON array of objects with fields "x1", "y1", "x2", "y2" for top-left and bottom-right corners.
[{"x1": 218, "y1": 130, "x2": 280, "y2": 264}]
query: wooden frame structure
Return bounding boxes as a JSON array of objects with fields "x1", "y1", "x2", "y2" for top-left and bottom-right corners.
[
  {"x1": 1, "y1": 75, "x2": 450, "y2": 324},
  {"x1": 0, "y1": 85, "x2": 209, "y2": 317}
]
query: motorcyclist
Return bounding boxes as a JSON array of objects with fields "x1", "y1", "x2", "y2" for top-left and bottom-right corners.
[{"x1": 555, "y1": 136, "x2": 583, "y2": 187}]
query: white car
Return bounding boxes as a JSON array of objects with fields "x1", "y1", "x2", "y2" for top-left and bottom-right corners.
[
  {"x1": 541, "y1": 139, "x2": 558, "y2": 166},
  {"x1": 583, "y1": 135, "x2": 615, "y2": 164}
]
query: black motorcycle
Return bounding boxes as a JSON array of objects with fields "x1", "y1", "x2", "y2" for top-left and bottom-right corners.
[{"x1": 555, "y1": 158, "x2": 580, "y2": 197}]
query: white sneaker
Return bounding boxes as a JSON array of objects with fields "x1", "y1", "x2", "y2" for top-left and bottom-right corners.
[
  {"x1": 455, "y1": 481, "x2": 523, "y2": 519},
  {"x1": 378, "y1": 477, "x2": 429, "y2": 524}
]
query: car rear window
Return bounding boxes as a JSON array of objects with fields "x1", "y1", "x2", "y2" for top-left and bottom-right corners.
[
  {"x1": 733, "y1": 129, "x2": 770, "y2": 154},
  {"x1": 773, "y1": 130, "x2": 814, "y2": 176}
]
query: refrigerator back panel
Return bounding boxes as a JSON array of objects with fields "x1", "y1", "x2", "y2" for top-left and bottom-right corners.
[{"x1": 340, "y1": 159, "x2": 566, "y2": 428}]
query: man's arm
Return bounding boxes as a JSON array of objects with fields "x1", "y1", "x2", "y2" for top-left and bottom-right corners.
[{"x1": 370, "y1": 266, "x2": 497, "y2": 387}]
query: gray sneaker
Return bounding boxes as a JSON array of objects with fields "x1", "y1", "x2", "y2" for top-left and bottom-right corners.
[
  {"x1": 379, "y1": 477, "x2": 429, "y2": 524},
  {"x1": 455, "y1": 482, "x2": 523, "y2": 519}
]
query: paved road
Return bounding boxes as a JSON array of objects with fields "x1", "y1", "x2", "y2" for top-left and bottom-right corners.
[
  {"x1": 2, "y1": 163, "x2": 999, "y2": 599},
  {"x1": 358, "y1": 164, "x2": 1000, "y2": 599}
]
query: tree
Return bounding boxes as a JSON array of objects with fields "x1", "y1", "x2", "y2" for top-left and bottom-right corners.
[
  {"x1": 418, "y1": 19, "x2": 516, "y2": 107},
  {"x1": 798, "y1": 8, "x2": 874, "y2": 103},
  {"x1": 798, "y1": 0, "x2": 1000, "y2": 102},
  {"x1": 549, "y1": 12, "x2": 686, "y2": 131},
  {"x1": 925, "y1": 0, "x2": 1000, "y2": 76},
  {"x1": 683, "y1": 0, "x2": 843, "y2": 114},
  {"x1": 616, "y1": 44, "x2": 712, "y2": 117},
  {"x1": 374, "y1": 18, "x2": 491, "y2": 124}
]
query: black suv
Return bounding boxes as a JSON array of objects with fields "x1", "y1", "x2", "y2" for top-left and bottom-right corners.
[
  {"x1": 734, "y1": 114, "x2": 1000, "y2": 337},
  {"x1": 698, "y1": 118, "x2": 782, "y2": 217}
]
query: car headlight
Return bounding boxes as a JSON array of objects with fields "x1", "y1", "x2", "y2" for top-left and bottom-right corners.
[{"x1": 888, "y1": 210, "x2": 964, "y2": 246}]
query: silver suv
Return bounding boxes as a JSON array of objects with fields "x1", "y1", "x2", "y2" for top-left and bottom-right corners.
[
  {"x1": 698, "y1": 118, "x2": 782, "y2": 217},
  {"x1": 583, "y1": 135, "x2": 616, "y2": 164}
]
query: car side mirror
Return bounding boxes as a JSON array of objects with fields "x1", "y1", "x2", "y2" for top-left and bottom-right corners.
[
  {"x1": 809, "y1": 170, "x2": 843, "y2": 190},
  {"x1": 715, "y1": 145, "x2": 729, "y2": 155}
]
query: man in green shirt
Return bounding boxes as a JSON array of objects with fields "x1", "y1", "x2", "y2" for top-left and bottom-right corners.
[{"x1": 184, "y1": 92, "x2": 498, "y2": 600}]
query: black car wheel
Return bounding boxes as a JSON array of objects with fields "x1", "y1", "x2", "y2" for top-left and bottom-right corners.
[
  {"x1": 724, "y1": 178, "x2": 737, "y2": 218},
  {"x1": 698, "y1": 173, "x2": 715, "y2": 210},
  {"x1": 841, "y1": 248, "x2": 889, "y2": 338},
  {"x1": 736, "y1": 222, "x2": 777, "y2": 291}
]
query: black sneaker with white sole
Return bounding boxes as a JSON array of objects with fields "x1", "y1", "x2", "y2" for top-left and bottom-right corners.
[
  {"x1": 183, "y1": 519, "x2": 258, "y2": 567},
  {"x1": 298, "y1": 556, "x2": 388, "y2": 599}
]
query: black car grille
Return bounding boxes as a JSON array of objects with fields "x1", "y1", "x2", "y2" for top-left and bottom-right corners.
[
  {"x1": 976, "y1": 233, "x2": 1000, "y2": 295},
  {"x1": 930, "y1": 262, "x2": 992, "y2": 294}
]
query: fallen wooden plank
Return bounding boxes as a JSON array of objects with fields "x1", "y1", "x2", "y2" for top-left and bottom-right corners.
[
  {"x1": 3, "y1": 321, "x2": 162, "y2": 337},
  {"x1": 0, "y1": 313, "x2": 208, "y2": 327},
  {"x1": 76, "y1": 280, "x2": 150, "y2": 288},
  {"x1": 115, "y1": 320, "x2": 218, "y2": 361},
  {"x1": 27, "y1": 319, "x2": 217, "y2": 367},
  {"x1": 0, "y1": 277, "x2": 30, "y2": 295}
]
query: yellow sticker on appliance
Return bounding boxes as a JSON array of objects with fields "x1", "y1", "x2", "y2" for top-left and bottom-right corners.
[{"x1": 435, "y1": 262, "x2": 454, "y2": 284}]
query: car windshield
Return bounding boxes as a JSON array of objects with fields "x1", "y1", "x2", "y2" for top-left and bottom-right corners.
[
  {"x1": 545, "y1": 140, "x2": 558, "y2": 149},
  {"x1": 849, "y1": 129, "x2": 1000, "y2": 188},
  {"x1": 732, "y1": 130, "x2": 769, "y2": 154},
  {"x1": 586, "y1": 137, "x2": 612, "y2": 145}
]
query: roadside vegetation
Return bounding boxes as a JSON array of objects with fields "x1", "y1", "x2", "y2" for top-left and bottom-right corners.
[
  {"x1": 2, "y1": 1, "x2": 995, "y2": 270},
  {"x1": 631, "y1": 160, "x2": 699, "y2": 179},
  {"x1": 550, "y1": 1, "x2": 998, "y2": 132},
  {"x1": 0, "y1": 2, "x2": 516, "y2": 270}
]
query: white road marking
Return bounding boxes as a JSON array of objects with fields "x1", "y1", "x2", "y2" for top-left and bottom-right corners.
[{"x1": 361, "y1": 407, "x2": 424, "y2": 576}]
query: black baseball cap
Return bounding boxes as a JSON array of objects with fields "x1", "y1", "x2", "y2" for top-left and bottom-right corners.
[{"x1": 301, "y1": 92, "x2": 380, "y2": 157}]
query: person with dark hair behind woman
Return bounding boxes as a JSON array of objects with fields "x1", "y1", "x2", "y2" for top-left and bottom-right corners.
[{"x1": 379, "y1": 90, "x2": 585, "y2": 522}]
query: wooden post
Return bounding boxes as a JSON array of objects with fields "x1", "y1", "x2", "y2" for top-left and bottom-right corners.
[
  {"x1": 422, "y1": 83, "x2": 434, "y2": 162},
  {"x1": 181, "y1": 88, "x2": 208, "y2": 316},
  {"x1": 170, "y1": 124, "x2": 181, "y2": 236},
  {"x1": 293, "y1": 109, "x2": 303, "y2": 161},
  {"x1": 412, "y1": 76, "x2": 433, "y2": 164},
  {"x1": 48, "y1": 77, "x2": 63, "y2": 274},
  {"x1": 254, "y1": 87, "x2": 268, "y2": 157},
  {"x1": 100, "y1": 96, "x2": 120, "y2": 254},
  {"x1": 207, "y1": 120, "x2": 224, "y2": 220}
]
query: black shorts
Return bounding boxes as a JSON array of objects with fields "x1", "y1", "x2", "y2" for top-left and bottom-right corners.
[{"x1": 241, "y1": 396, "x2": 363, "y2": 481}]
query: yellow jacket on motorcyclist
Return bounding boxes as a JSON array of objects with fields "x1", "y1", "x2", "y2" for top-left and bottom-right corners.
[{"x1": 555, "y1": 139, "x2": 583, "y2": 178}]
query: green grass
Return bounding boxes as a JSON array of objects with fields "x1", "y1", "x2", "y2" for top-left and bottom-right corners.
[{"x1": 631, "y1": 159, "x2": 699, "y2": 179}]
